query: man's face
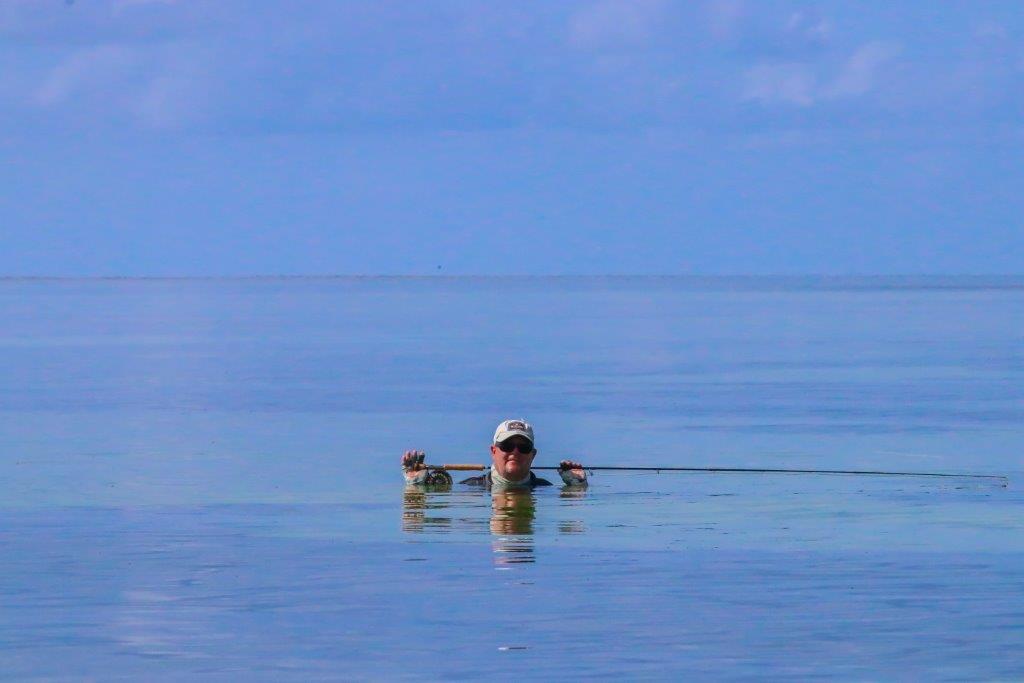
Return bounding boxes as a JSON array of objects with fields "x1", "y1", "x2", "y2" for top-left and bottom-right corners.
[{"x1": 490, "y1": 436, "x2": 536, "y2": 480}]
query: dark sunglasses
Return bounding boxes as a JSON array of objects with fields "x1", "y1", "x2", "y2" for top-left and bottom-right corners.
[{"x1": 497, "y1": 439, "x2": 534, "y2": 454}]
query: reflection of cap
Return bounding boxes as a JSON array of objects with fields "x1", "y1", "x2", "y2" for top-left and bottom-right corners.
[{"x1": 493, "y1": 419, "x2": 535, "y2": 445}]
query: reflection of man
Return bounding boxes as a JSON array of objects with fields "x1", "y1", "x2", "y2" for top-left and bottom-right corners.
[
  {"x1": 402, "y1": 419, "x2": 587, "y2": 489},
  {"x1": 490, "y1": 489, "x2": 536, "y2": 535},
  {"x1": 490, "y1": 489, "x2": 537, "y2": 564}
]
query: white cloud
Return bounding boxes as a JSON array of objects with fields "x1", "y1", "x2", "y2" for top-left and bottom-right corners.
[
  {"x1": 973, "y1": 21, "x2": 1007, "y2": 42},
  {"x1": 704, "y1": 0, "x2": 743, "y2": 41},
  {"x1": 33, "y1": 45, "x2": 141, "y2": 107},
  {"x1": 742, "y1": 63, "x2": 815, "y2": 106},
  {"x1": 131, "y1": 49, "x2": 209, "y2": 129},
  {"x1": 113, "y1": 0, "x2": 178, "y2": 6},
  {"x1": 743, "y1": 41, "x2": 901, "y2": 107},
  {"x1": 31, "y1": 40, "x2": 211, "y2": 130},
  {"x1": 110, "y1": 0, "x2": 179, "y2": 18},
  {"x1": 569, "y1": 0, "x2": 666, "y2": 49},
  {"x1": 823, "y1": 41, "x2": 901, "y2": 99},
  {"x1": 785, "y1": 10, "x2": 831, "y2": 43}
]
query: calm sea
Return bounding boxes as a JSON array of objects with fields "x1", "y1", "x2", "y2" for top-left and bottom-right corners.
[{"x1": 1, "y1": 277, "x2": 1022, "y2": 680}]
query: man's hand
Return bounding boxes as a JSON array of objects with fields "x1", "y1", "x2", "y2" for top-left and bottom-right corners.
[
  {"x1": 402, "y1": 450, "x2": 426, "y2": 470},
  {"x1": 402, "y1": 450, "x2": 428, "y2": 484},
  {"x1": 558, "y1": 460, "x2": 587, "y2": 487}
]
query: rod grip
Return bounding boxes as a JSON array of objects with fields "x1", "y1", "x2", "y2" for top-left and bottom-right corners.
[{"x1": 431, "y1": 464, "x2": 486, "y2": 471}]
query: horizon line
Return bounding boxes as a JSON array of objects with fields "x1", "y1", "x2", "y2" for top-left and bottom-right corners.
[
  {"x1": 2, "y1": 274, "x2": 1023, "y2": 283},
  {"x1": 0, "y1": 274, "x2": 1019, "y2": 286}
]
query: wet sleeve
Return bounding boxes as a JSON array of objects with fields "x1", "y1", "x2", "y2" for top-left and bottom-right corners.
[
  {"x1": 559, "y1": 469, "x2": 587, "y2": 486},
  {"x1": 404, "y1": 468, "x2": 430, "y2": 485}
]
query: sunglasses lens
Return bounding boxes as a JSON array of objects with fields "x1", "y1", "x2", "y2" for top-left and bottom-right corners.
[{"x1": 499, "y1": 440, "x2": 532, "y2": 453}]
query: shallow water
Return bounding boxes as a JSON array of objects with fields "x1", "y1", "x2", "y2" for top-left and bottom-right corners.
[{"x1": 1, "y1": 277, "x2": 1022, "y2": 680}]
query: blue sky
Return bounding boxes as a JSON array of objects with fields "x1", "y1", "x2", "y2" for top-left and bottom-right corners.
[{"x1": 1, "y1": 0, "x2": 1022, "y2": 275}]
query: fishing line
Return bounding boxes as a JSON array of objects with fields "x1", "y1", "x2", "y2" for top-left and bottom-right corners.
[{"x1": 427, "y1": 463, "x2": 1008, "y2": 485}]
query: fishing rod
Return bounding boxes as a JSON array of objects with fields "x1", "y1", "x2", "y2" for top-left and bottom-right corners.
[{"x1": 425, "y1": 463, "x2": 1008, "y2": 485}]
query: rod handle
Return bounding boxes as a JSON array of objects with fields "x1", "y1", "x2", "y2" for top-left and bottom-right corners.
[{"x1": 429, "y1": 463, "x2": 486, "y2": 471}]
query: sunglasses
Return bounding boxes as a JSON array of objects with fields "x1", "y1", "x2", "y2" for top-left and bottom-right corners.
[{"x1": 497, "y1": 439, "x2": 534, "y2": 454}]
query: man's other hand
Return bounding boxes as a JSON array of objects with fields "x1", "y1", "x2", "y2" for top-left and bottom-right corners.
[{"x1": 558, "y1": 460, "x2": 587, "y2": 486}]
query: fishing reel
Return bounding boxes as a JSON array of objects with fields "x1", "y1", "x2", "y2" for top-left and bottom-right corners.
[
  {"x1": 424, "y1": 469, "x2": 453, "y2": 486},
  {"x1": 409, "y1": 453, "x2": 452, "y2": 486}
]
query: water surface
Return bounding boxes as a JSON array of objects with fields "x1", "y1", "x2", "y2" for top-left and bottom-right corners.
[{"x1": 1, "y1": 277, "x2": 1022, "y2": 680}]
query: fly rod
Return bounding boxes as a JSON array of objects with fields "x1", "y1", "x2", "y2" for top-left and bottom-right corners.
[{"x1": 426, "y1": 463, "x2": 1008, "y2": 484}]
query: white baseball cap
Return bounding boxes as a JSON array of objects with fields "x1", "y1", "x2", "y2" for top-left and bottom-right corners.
[{"x1": 493, "y1": 419, "x2": 535, "y2": 446}]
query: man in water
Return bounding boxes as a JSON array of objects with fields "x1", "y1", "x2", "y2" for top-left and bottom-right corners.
[{"x1": 402, "y1": 419, "x2": 587, "y2": 488}]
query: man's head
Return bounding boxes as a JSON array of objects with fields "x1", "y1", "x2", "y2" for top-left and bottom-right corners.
[{"x1": 490, "y1": 419, "x2": 536, "y2": 481}]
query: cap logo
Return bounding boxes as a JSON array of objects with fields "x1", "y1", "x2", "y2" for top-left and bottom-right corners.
[{"x1": 506, "y1": 421, "x2": 527, "y2": 431}]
